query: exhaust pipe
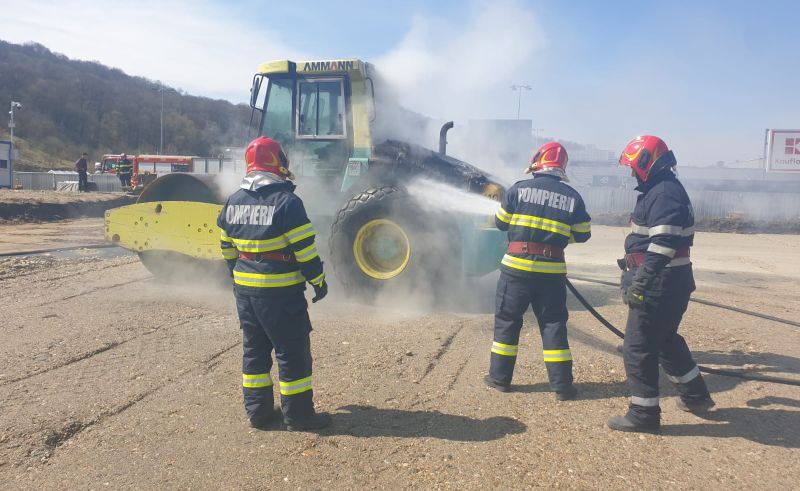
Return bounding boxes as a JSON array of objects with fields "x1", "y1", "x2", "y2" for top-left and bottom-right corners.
[{"x1": 439, "y1": 121, "x2": 454, "y2": 156}]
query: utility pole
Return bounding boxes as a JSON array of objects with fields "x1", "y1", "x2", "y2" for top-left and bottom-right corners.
[
  {"x1": 159, "y1": 86, "x2": 165, "y2": 155},
  {"x1": 9, "y1": 101, "x2": 22, "y2": 145},
  {"x1": 510, "y1": 84, "x2": 531, "y2": 120}
]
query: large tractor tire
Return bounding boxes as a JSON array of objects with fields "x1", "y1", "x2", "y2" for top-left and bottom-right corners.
[{"x1": 329, "y1": 186, "x2": 460, "y2": 298}]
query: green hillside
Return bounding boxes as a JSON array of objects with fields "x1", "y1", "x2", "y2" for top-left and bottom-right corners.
[{"x1": 0, "y1": 41, "x2": 252, "y2": 171}]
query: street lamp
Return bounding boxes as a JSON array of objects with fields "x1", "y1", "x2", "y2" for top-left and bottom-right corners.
[
  {"x1": 510, "y1": 84, "x2": 531, "y2": 120},
  {"x1": 8, "y1": 101, "x2": 22, "y2": 146},
  {"x1": 154, "y1": 84, "x2": 172, "y2": 154}
]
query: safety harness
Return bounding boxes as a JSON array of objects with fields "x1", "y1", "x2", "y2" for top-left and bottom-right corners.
[
  {"x1": 507, "y1": 241, "x2": 565, "y2": 259},
  {"x1": 238, "y1": 251, "x2": 297, "y2": 263}
]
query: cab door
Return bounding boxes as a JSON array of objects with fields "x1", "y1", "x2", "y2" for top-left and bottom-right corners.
[{"x1": 293, "y1": 77, "x2": 351, "y2": 179}]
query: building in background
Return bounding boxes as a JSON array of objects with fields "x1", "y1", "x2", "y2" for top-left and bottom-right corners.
[{"x1": 0, "y1": 141, "x2": 13, "y2": 188}]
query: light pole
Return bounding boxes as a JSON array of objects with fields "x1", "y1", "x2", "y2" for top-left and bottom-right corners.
[
  {"x1": 8, "y1": 101, "x2": 22, "y2": 146},
  {"x1": 510, "y1": 84, "x2": 531, "y2": 120},
  {"x1": 158, "y1": 86, "x2": 165, "y2": 155}
]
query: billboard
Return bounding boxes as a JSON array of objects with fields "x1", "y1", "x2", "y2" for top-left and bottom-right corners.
[{"x1": 766, "y1": 129, "x2": 800, "y2": 172}]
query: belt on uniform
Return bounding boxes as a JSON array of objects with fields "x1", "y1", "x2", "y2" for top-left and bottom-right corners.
[
  {"x1": 507, "y1": 241, "x2": 565, "y2": 259},
  {"x1": 625, "y1": 248, "x2": 689, "y2": 268},
  {"x1": 238, "y1": 251, "x2": 296, "y2": 263}
]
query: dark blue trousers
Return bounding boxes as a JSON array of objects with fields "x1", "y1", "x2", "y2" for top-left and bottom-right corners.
[
  {"x1": 235, "y1": 289, "x2": 315, "y2": 424},
  {"x1": 622, "y1": 265, "x2": 710, "y2": 424},
  {"x1": 490, "y1": 271, "x2": 573, "y2": 391}
]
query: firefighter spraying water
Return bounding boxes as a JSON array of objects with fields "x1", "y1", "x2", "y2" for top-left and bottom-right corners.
[{"x1": 486, "y1": 142, "x2": 591, "y2": 399}]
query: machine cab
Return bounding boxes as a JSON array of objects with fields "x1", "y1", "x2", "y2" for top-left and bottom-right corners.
[{"x1": 249, "y1": 59, "x2": 374, "y2": 189}]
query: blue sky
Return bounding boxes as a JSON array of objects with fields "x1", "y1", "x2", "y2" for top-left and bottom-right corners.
[{"x1": 2, "y1": 0, "x2": 798, "y2": 166}]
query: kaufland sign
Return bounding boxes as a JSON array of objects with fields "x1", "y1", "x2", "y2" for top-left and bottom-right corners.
[{"x1": 766, "y1": 129, "x2": 800, "y2": 172}]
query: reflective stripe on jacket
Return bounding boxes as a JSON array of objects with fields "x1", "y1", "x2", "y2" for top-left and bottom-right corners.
[
  {"x1": 217, "y1": 178, "x2": 324, "y2": 294},
  {"x1": 495, "y1": 174, "x2": 591, "y2": 276},
  {"x1": 624, "y1": 171, "x2": 694, "y2": 272}
]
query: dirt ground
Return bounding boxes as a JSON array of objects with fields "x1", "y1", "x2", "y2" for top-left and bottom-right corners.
[
  {"x1": 0, "y1": 221, "x2": 798, "y2": 490},
  {"x1": 0, "y1": 189, "x2": 134, "y2": 224}
]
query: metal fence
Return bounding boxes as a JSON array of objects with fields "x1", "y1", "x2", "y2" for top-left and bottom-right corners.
[
  {"x1": 10, "y1": 171, "x2": 800, "y2": 221},
  {"x1": 574, "y1": 186, "x2": 800, "y2": 221},
  {"x1": 13, "y1": 172, "x2": 122, "y2": 192}
]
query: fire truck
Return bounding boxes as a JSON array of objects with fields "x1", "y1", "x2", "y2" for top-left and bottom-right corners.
[
  {"x1": 96, "y1": 154, "x2": 129, "y2": 174},
  {"x1": 131, "y1": 155, "x2": 194, "y2": 188}
]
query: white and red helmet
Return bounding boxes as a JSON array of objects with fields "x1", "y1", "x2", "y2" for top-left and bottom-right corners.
[
  {"x1": 526, "y1": 141, "x2": 569, "y2": 181},
  {"x1": 619, "y1": 135, "x2": 676, "y2": 182},
  {"x1": 245, "y1": 136, "x2": 294, "y2": 180}
]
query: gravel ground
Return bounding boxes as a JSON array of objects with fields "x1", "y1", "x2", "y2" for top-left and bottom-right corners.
[
  {"x1": 0, "y1": 222, "x2": 798, "y2": 489},
  {"x1": 0, "y1": 189, "x2": 134, "y2": 223}
]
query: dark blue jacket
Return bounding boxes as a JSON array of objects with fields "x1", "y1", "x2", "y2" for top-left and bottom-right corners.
[
  {"x1": 495, "y1": 174, "x2": 591, "y2": 276},
  {"x1": 217, "y1": 173, "x2": 325, "y2": 295},
  {"x1": 625, "y1": 170, "x2": 694, "y2": 272}
]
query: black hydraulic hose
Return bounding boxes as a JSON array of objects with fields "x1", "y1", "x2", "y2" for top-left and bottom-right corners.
[
  {"x1": 0, "y1": 244, "x2": 120, "y2": 258},
  {"x1": 689, "y1": 297, "x2": 800, "y2": 329},
  {"x1": 568, "y1": 274, "x2": 800, "y2": 329},
  {"x1": 565, "y1": 278, "x2": 800, "y2": 388},
  {"x1": 565, "y1": 279, "x2": 625, "y2": 339}
]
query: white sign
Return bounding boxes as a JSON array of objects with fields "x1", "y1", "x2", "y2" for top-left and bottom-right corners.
[{"x1": 766, "y1": 129, "x2": 800, "y2": 172}]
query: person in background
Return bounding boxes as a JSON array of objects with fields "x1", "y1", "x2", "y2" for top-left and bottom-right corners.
[
  {"x1": 74, "y1": 152, "x2": 89, "y2": 192},
  {"x1": 117, "y1": 154, "x2": 132, "y2": 187}
]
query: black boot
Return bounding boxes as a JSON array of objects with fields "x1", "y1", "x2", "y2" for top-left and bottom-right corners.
[
  {"x1": 249, "y1": 405, "x2": 279, "y2": 431},
  {"x1": 673, "y1": 373, "x2": 713, "y2": 414},
  {"x1": 285, "y1": 412, "x2": 332, "y2": 432},
  {"x1": 555, "y1": 385, "x2": 578, "y2": 401},
  {"x1": 676, "y1": 397, "x2": 715, "y2": 414},
  {"x1": 607, "y1": 414, "x2": 661, "y2": 434},
  {"x1": 484, "y1": 375, "x2": 511, "y2": 393}
]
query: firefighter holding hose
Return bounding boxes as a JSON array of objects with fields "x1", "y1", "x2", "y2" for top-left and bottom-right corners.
[
  {"x1": 217, "y1": 136, "x2": 331, "y2": 432},
  {"x1": 608, "y1": 135, "x2": 715, "y2": 433},
  {"x1": 486, "y1": 142, "x2": 591, "y2": 400}
]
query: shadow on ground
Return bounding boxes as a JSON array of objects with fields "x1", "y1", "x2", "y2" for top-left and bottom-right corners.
[
  {"x1": 665, "y1": 396, "x2": 800, "y2": 448},
  {"x1": 512, "y1": 380, "x2": 628, "y2": 400},
  {"x1": 323, "y1": 404, "x2": 526, "y2": 441}
]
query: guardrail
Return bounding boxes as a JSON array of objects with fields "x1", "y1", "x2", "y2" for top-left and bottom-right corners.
[{"x1": 574, "y1": 186, "x2": 800, "y2": 221}]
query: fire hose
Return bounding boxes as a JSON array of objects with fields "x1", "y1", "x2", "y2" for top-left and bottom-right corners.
[{"x1": 565, "y1": 277, "x2": 800, "y2": 387}]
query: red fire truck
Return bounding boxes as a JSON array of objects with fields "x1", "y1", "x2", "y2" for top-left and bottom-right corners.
[
  {"x1": 96, "y1": 154, "x2": 129, "y2": 174},
  {"x1": 131, "y1": 154, "x2": 194, "y2": 187}
]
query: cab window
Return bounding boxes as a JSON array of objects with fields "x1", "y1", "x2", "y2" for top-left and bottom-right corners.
[
  {"x1": 297, "y1": 79, "x2": 346, "y2": 139},
  {"x1": 261, "y1": 78, "x2": 294, "y2": 145}
]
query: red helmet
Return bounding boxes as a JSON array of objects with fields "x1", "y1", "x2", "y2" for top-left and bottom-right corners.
[
  {"x1": 245, "y1": 137, "x2": 293, "y2": 179},
  {"x1": 526, "y1": 141, "x2": 568, "y2": 180},
  {"x1": 619, "y1": 135, "x2": 676, "y2": 182}
]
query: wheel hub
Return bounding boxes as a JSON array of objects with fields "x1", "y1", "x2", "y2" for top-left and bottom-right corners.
[{"x1": 353, "y1": 219, "x2": 411, "y2": 280}]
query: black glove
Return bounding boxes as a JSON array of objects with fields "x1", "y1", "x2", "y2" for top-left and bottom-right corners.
[
  {"x1": 311, "y1": 280, "x2": 328, "y2": 303},
  {"x1": 625, "y1": 266, "x2": 655, "y2": 310}
]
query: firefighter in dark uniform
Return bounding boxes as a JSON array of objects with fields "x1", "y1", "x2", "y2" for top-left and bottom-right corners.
[
  {"x1": 608, "y1": 135, "x2": 715, "y2": 433},
  {"x1": 486, "y1": 142, "x2": 591, "y2": 400},
  {"x1": 117, "y1": 153, "x2": 132, "y2": 187},
  {"x1": 217, "y1": 136, "x2": 331, "y2": 432}
]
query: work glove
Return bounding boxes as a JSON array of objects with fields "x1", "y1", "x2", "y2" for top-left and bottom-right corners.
[
  {"x1": 311, "y1": 280, "x2": 328, "y2": 303},
  {"x1": 625, "y1": 266, "x2": 655, "y2": 310}
]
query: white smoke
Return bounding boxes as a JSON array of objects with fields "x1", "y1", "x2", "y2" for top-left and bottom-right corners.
[{"x1": 375, "y1": 0, "x2": 546, "y2": 122}]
